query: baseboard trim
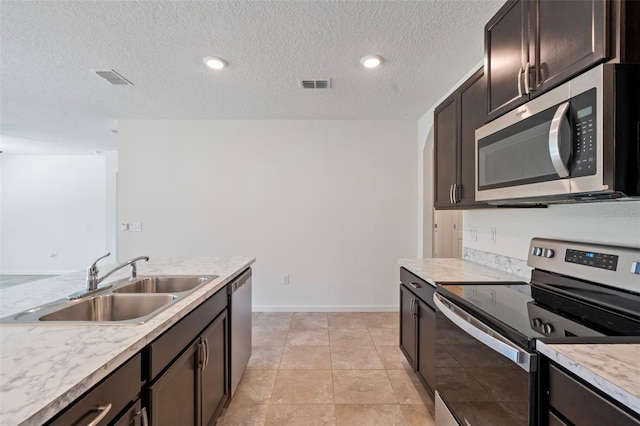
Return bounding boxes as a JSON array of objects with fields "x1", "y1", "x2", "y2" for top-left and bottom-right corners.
[{"x1": 252, "y1": 305, "x2": 398, "y2": 312}]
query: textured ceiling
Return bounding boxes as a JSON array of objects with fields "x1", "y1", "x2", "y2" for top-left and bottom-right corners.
[{"x1": 0, "y1": 0, "x2": 504, "y2": 154}]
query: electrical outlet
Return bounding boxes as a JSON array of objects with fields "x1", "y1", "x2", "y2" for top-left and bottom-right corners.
[
  {"x1": 468, "y1": 227, "x2": 477, "y2": 242},
  {"x1": 490, "y1": 228, "x2": 497, "y2": 243},
  {"x1": 120, "y1": 222, "x2": 130, "y2": 231},
  {"x1": 282, "y1": 274, "x2": 290, "y2": 285}
]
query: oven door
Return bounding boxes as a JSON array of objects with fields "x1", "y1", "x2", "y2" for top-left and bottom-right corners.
[{"x1": 433, "y1": 293, "x2": 537, "y2": 426}]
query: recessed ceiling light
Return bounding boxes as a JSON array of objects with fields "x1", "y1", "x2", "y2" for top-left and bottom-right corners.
[
  {"x1": 203, "y1": 56, "x2": 227, "y2": 70},
  {"x1": 360, "y1": 54, "x2": 384, "y2": 69}
]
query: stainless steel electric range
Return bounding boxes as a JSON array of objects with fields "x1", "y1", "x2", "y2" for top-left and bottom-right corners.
[{"x1": 433, "y1": 238, "x2": 640, "y2": 426}]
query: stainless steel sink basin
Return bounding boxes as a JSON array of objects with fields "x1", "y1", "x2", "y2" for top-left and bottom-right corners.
[
  {"x1": 0, "y1": 274, "x2": 218, "y2": 325},
  {"x1": 38, "y1": 294, "x2": 177, "y2": 322},
  {"x1": 113, "y1": 275, "x2": 215, "y2": 294}
]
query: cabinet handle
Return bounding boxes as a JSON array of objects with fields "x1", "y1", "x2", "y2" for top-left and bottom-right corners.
[
  {"x1": 449, "y1": 184, "x2": 454, "y2": 204},
  {"x1": 524, "y1": 62, "x2": 532, "y2": 94},
  {"x1": 84, "y1": 403, "x2": 112, "y2": 426},
  {"x1": 204, "y1": 338, "x2": 210, "y2": 368},
  {"x1": 134, "y1": 407, "x2": 149, "y2": 426},
  {"x1": 517, "y1": 67, "x2": 524, "y2": 97},
  {"x1": 409, "y1": 298, "x2": 415, "y2": 317},
  {"x1": 198, "y1": 342, "x2": 205, "y2": 369},
  {"x1": 454, "y1": 184, "x2": 459, "y2": 203},
  {"x1": 141, "y1": 407, "x2": 149, "y2": 426},
  {"x1": 409, "y1": 282, "x2": 421, "y2": 289}
]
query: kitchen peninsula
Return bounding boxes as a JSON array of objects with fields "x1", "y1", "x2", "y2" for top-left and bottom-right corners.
[{"x1": 0, "y1": 256, "x2": 254, "y2": 426}]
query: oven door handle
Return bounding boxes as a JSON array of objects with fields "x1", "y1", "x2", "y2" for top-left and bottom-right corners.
[
  {"x1": 433, "y1": 293, "x2": 535, "y2": 372},
  {"x1": 548, "y1": 101, "x2": 571, "y2": 178}
]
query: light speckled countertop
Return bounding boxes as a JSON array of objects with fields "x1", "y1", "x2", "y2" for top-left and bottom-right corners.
[
  {"x1": 398, "y1": 258, "x2": 526, "y2": 286},
  {"x1": 537, "y1": 341, "x2": 640, "y2": 416},
  {"x1": 0, "y1": 256, "x2": 255, "y2": 426}
]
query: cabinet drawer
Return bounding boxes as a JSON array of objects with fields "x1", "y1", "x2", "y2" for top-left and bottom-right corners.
[
  {"x1": 47, "y1": 353, "x2": 142, "y2": 426},
  {"x1": 400, "y1": 268, "x2": 435, "y2": 309},
  {"x1": 549, "y1": 364, "x2": 639, "y2": 426},
  {"x1": 147, "y1": 285, "x2": 228, "y2": 381}
]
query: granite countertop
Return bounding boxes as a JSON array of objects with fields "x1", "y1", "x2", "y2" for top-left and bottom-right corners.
[
  {"x1": 398, "y1": 258, "x2": 526, "y2": 287},
  {"x1": 0, "y1": 256, "x2": 255, "y2": 426},
  {"x1": 537, "y1": 341, "x2": 640, "y2": 416}
]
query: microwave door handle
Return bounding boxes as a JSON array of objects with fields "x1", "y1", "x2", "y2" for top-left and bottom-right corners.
[
  {"x1": 433, "y1": 293, "x2": 534, "y2": 372},
  {"x1": 548, "y1": 102, "x2": 571, "y2": 178},
  {"x1": 517, "y1": 67, "x2": 524, "y2": 97}
]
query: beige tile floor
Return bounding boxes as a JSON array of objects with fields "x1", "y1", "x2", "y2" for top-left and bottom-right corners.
[{"x1": 216, "y1": 312, "x2": 435, "y2": 426}]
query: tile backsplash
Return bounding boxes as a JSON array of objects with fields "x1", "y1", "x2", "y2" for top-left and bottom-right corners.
[{"x1": 463, "y1": 247, "x2": 531, "y2": 279}]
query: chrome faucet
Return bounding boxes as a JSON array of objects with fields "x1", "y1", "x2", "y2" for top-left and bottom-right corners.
[{"x1": 68, "y1": 253, "x2": 150, "y2": 300}]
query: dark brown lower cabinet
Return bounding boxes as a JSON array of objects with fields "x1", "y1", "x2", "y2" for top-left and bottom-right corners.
[
  {"x1": 541, "y1": 358, "x2": 640, "y2": 426},
  {"x1": 398, "y1": 268, "x2": 436, "y2": 397},
  {"x1": 399, "y1": 283, "x2": 417, "y2": 367},
  {"x1": 148, "y1": 309, "x2": 229, "y2": 426},
  {"x1": 149, "y1": 339, "x2": 199, "y2": 426},
  {"x1": 201, "y1": 310, "x2": 228, "y2": 426},
  {"x1": 415, "y1": 298, "x2": 436, "y2": 393}
]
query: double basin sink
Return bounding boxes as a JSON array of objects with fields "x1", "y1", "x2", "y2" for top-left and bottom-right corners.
[{"x1": 1, "y1": 275, "x2": 217, "y2": 325}]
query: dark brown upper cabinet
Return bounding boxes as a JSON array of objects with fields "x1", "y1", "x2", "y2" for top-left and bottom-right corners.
[
  {"x1": 434, "y1": 68, "x2": 488, "y2": 210},
  {"x1": 486, "y1": 0, "x2": 609, "y2": 121}
]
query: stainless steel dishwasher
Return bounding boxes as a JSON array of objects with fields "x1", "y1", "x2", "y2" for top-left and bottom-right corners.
[{"x1": 229, "y1": 269, "x2": 252, "y2": 396}]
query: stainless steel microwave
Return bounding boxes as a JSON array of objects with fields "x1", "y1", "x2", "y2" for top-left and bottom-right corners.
[{"x1": 475, "y1": 64, "x2": 640, "y2": 205}]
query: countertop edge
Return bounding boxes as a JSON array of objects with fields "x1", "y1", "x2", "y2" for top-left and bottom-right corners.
[
  {"x1": 536, "y1": 341, "x2": 640, "y2": 417},
  {"x1": 10, "y1": 257, "x2": 255, "y2": 426},
  {"x1": 398, "y1": 258, "x2": 527, "y2": 284}
]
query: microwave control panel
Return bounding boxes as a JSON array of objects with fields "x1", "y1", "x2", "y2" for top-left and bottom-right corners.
[{"x1": 571, "y1": 88, "x2": 597, "y2": 177}]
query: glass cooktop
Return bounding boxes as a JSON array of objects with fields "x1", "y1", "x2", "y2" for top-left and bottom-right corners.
[{"x1": 437, "y1": 278, "x2": 640, "y2": 350}]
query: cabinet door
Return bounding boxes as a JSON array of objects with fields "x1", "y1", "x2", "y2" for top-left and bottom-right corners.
[
  {"x1": 399, "y1": 285, "x2": 416, "y2": 366},
  {"x1": 149, "y1": 341, "x2": 200, "y2": 426},
  {"x1": 533, "y1": 0, "x2": 608, "y2": 95},
  {"x1": 415, "y1": 299, "x2": 436, "y2": 396},
  {"x1": 457, "y1": 68, "x2": 487, "y2": 207},
  {"x1": 486, "y1": 0, "x2": 530, "y2": 120},
  {"x1": 201, "y1": 310, "x2": 228, "y2": 426},
  {"x1": 434, "y1": 94, "x2": 458, "y2": 209}
]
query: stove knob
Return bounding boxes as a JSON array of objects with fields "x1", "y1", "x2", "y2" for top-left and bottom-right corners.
[
  {"x1": 542, "y1": 323, "x2": 554, "y2": 334},
  {"x1": 543, "y1": 249, "x2": 555, "y2": 258},
  {"x1": 531, "y1": 318, "x2": 542, "y2": 328},
  {"x1": 531, "y1": 247, "x2": 543, "y2": 256}
]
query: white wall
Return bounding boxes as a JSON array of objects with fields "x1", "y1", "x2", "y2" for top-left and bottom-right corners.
[
  {"x1": 104, "y1": 151, "x2": 118, "y2": 259},
  {"x1": 1, "y1": 155, "x2": 107, "y2": 274},
  {"x1": 118, "y1": 120, "x2": 417, "y2": 311},
  {"x1": 464, "y1": 202, "x2": 640, "y2": 259}
]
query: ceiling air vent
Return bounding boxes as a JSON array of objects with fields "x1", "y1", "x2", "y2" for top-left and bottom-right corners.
[
  {"x1": 92, "y1": 69, "x2": 134, "y2": 86},
  {"x1": 301, "y1": 79, "x2": 331, "y2": 89}
]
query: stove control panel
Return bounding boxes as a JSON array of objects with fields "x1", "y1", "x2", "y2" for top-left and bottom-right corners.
[
  {"x1": 528, "y1": 238, "x2": 640, "y2": 294},
  {"x1": 565, "y1": 249, "x2": 618, "y2": 271}
]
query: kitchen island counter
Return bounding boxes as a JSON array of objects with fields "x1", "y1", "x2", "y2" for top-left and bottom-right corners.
[{"x1": 0, "y1": 256, "x2": 255, "y2": 426}]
